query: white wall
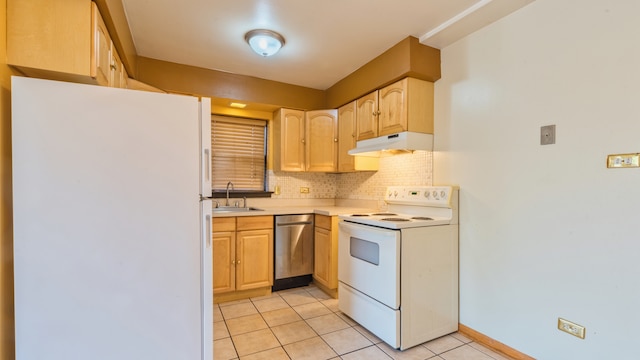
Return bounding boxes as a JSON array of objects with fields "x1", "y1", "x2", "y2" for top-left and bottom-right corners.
[{"x1": 434, "y1": 0, "x2": 640, "y2": 358}]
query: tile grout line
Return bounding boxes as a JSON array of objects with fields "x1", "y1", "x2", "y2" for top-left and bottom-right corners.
[
  {"x1": 260, "y1": 287, "x2": 340, "y2": 359},
  {"x1": 249, "y1": 292, "x2": 291, "y2": 359},
  {"x1": 217, "y1": 285, "x2": 508, "y2": 360}
]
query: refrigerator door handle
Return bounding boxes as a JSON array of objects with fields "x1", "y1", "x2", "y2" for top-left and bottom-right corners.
[
  {"x1": 200, "y1": 199, "x2": 213, "y2": 359},
  {"x1": 205, "y1": 212, "x2": 212, "y2": 248},
  {"x1": 200, "y1": 97, "x2": 212, "y2": 195}
]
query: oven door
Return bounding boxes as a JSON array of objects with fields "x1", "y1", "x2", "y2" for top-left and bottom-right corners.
[{"x1": 338, "y1": 221, "x2": 400, "y2": 309}]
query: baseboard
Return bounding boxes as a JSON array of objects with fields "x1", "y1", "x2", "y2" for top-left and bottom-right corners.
[
  {"x1": 458, "y1": 324, "x2": 535, "y2": 360},
  {"x1": 312, "y1": 280, "x2": 338, "y2": 299},
  {"x1": 214, "y1": 286, "x2": 271, "y2": 304}
]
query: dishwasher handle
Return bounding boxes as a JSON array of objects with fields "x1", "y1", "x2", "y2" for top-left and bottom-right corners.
[{"x1": 276, "y1": 221, "x2": 313, "y2": 226}]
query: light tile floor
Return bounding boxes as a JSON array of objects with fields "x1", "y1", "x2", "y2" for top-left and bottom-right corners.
[{"x1": 214, "y1": 284, "x2": 514, "y2": 360}]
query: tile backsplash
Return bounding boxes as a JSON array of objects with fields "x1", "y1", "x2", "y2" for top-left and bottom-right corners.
[
  {"x1": 267, "y1": 171, "x2": 337, "y2": 199},
  {"x1": 268, "y1": 151, "x2": 432, "y2": 201}
]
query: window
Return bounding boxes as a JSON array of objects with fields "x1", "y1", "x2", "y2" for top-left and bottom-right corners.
[{"x1": 211, "y1": 115, "x2": 267, "y2": 191}]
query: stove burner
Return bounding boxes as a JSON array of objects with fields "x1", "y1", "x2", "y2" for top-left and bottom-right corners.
[
  {"x1": 411, "y1": 217, "x2": 434, "y2": 221},
  {"x1": 381, "y1": 217, "x2": 410, "y2": 222},
  {"x1": 350, "y1": 214, "x2": 370, "y2": 217},
  {"x1": 372, "y1": 213, "x2": 397, "y2": 216}
]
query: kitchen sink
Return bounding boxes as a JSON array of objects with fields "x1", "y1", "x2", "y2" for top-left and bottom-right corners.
[{"x1": 212, "y1": 206, "x2": 264, "y2": 213}]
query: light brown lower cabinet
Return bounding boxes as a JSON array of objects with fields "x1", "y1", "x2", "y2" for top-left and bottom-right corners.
[
  {"x1": 213, "y1": 215, "x2": 274, "y2": 302},
  {"x1": 313, "y1": 215, "x2": 339, "y2": 298}
]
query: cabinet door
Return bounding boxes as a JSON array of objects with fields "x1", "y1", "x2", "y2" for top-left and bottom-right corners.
[
  {"x1": 356, "y1": 91, "x2": 378, "y2": 141},
  {"x1": 313, "y1": 226, "x2": 332, "y2": 288},
  {"x1": 8, "y1": 0, "x2": 92, "y2": 80},
  {"x1": 274, "y1": 109, "x2": 305, "y2": 171},
  {"x1": 121, "y1": 64, "x2": 129, "y2": 89},
  {"x1": 305, "y1": 110, "x2": 337, "y2": 172},
  {"x1": 338, "y1": 102, "x2": 379, "y2": 173},
  {"x1": 378, "y1": 78, "x2": 408, "y2": 136},
  {"x1": 109, "y1": 43, "x2": 124, "y2": 88},
  {"x1": 91, "y1": 3, "x2": 111, "y2": 86},
  {"x1": 212, "y1": 231, "x2": 236, "y2": 294},
  {"x1": 337, "y1": 102, "x2": 356, "y2": 172},
  {"x1": 236, "y1": 229, "x2": 274, "y2": 291}
]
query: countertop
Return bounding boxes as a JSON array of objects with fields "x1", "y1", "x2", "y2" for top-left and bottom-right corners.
[{"x1": 211, "y1": 206, "x2": 375, "y2": 218}]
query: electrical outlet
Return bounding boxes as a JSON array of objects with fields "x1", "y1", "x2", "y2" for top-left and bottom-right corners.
[
  {"x1": 300, "y1": 187, "x2": 310, "y2": 194},
  {"x1": 558, "y1": 318, "x2": 586, "y2": 339},
  {"x1": 607, "y1": 153, "x2": 640, "y2": 168}
]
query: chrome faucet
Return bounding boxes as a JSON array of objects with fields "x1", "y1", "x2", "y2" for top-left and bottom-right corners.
[{"x1": 225, "y1": 181, "x2": 234, "y2": 206}]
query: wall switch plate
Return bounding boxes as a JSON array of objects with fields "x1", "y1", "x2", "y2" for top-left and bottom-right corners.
[
  {"x1": 558, "y1": 318, "x2": 586, "y2": 339},
  {"x1": 540, "y1": 125, "x2": 556, "y2": 145},
  {"x1": 300, "y1": 187, "x2": 310, "y2": 194},
  {"x1": 607, "y1": 153, "x2": 640, "y2": 168}
]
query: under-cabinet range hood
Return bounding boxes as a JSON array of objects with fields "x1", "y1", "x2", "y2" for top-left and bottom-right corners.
[{"x1": 348, "y1": 131, "x2": 433, "y2": 157}]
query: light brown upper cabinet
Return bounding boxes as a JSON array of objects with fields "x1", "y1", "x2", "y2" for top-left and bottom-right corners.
[
  {"x1": 109, "y1": 43, "x2": 128, "y2": 89},
  {"x1": 273, "y1": 108, "x2": 338, "y2": 172},
  {"x1": 305, "y1": 110, "x2": 338, "y2": 172},
  {"x1": 8, "y1": 1, "x2": 127, "y2": 88},
  {"x1": 273, "y1": 109, "x2": 306, "y2": 171},
  {"x1": 355, "y1": 78, "x2": 434, "y2": 141},
  {"x1": 337, "y1": 101, "x2": 379, "y2": 172},
  {"x1": 355, "y1": 92, "x2": 379, "y2": 140}
]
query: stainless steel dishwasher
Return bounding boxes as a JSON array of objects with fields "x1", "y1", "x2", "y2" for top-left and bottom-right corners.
[{"x1": 273, "y1": 214, "x2": 314, "y2": 291}]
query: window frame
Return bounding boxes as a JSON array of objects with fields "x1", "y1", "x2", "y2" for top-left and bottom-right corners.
[{"x1": 210, "y1": 115, "x2": 269, "y2": 196}]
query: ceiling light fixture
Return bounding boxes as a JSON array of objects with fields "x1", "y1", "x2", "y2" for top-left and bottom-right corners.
[
  {"x1": 229, "y1": 102, "x2": 247, "y2": 109},
  {"x1": 245, "y1": 29, "x2": 285, "y2": 57}
]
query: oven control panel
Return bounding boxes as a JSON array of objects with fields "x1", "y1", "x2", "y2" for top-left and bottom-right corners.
[{"x1": 386, "y1": 186, "x2": 454, "y2": 207}]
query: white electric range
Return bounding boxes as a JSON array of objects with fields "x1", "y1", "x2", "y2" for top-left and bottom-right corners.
[{"x1": 337, "y1": 186, "x2": 459, "y2": 350}]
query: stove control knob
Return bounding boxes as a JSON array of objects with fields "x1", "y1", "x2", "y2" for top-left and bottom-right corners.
[
  {"x1": 393, "y1": 191, "x2": 398, "y2": 198},
  {"x1": 424, "y1": 191, "x2": 430, "y2": 198},
  {"x1": 440, "y1": 190, "x2": 446, "y2": 198},
  {"x1": 432, "y1": 190, "x2": 438, "y2": 199}
]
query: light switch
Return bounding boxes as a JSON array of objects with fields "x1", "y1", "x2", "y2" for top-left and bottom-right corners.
[{"x1": 540, "y1": 125, "x2": 556, "y2": 145}]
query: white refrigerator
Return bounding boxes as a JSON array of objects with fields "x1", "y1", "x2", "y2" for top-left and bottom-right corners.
[{"x1": 11, "y1": 76, "x2": 213, "y2": 360}]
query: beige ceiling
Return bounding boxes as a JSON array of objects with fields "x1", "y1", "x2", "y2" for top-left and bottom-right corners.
[{"x1": 121, "y1": 0, "x2": 534, "y2": 91}]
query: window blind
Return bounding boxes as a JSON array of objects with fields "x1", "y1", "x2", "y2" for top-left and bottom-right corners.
[{"x1": 212, "y1": 115, "x2": 266, "y2": 191}]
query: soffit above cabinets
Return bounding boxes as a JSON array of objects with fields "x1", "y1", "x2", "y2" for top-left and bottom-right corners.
[{"x1": 121, "y1": 0, "x2": 534, "y2": 90}]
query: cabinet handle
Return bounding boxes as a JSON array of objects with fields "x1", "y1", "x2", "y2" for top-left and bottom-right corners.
[
  {"x1": 377, "y1": 110, "x2": 381, "y2": 115},
  {"x1": 232, "y1": 260, "x2": 236, "y2": 265},
  {"x1": 301, "y1": 139, "x2": 305, "y2": 144},
  {"x1": 372, "y1": 111, "x2": 377, "y2": 116},
  {"x1": 237, "y1": 260, "x2": 241, "y2": 264},
  {"x1": 334, "y1": 138, "x2": 338, "y2": 142}
]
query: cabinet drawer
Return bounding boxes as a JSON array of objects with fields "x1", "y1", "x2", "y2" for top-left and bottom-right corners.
[
  {"x1": 213, "y1": 217, "x2": 236, "y2": 232},
  {"x1": 237, "y1": 216, "x2": 274, "y2": 231},
  {"x1": 315, "y1": 214, "x2": 332, "y2": 230}
]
